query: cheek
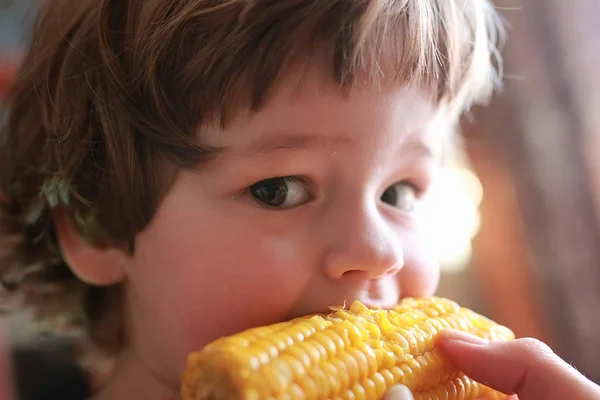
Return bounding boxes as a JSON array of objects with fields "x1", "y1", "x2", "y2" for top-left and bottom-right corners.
[
  {"x1": 397, "y1": 228, "x2": 440, "y2": 297},
  {"x1": 128, "y1": 207, "x2": 313, "y2": 356}
]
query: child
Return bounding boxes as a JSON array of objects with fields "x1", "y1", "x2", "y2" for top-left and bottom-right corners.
[{"x1": 1, "y1": 0, "x2": 599, "y2": 399}]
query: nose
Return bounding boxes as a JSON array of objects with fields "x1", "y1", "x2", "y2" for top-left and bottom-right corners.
[{"x1": 322, "y1": 203, "x2": 404, "y2": 281}]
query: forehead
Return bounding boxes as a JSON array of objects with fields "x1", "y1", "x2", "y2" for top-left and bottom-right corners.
[{"x1": 199, "y1": 63, "x2": 448, "y2": 152}]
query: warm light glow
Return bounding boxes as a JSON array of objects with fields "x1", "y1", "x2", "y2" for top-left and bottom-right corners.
[{"x1": 421, "y1": 167, "x2": 483, "y2": 273}]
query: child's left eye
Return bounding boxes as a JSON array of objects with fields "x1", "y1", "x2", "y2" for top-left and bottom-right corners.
[
  {"x1": 249, "y1": 177, "x2": 310, "y2": 209},
  {"x1": 380, "y1": 182, "x2": 419, "y2": 212}
]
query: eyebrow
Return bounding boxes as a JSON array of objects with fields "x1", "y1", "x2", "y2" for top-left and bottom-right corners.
[
  {"x1": 248, "y1": 132, "x2": 356, "y2": 153},
  {"x1": 206, "y1": 132, "x2": 356, "y2": 160},
  {"x1": 200, "y1": 130, "x2": 435, "y2": 164}
]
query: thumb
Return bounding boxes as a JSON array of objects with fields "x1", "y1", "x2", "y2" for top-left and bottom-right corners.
[{"x1": 437, "y1": 330, "x2": 600, "y2": 400}]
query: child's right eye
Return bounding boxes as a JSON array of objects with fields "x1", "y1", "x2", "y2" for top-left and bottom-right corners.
[{"x1": 249, "y1": 177, "x2": 311, "y2": 210}]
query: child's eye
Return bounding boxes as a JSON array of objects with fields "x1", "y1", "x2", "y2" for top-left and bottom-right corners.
[
  {"x1": 249, "y1": 177, "x2": 310, "y2": 209},
  {"x1": 380, "y1": 182, "x2": 419, "y2": 212}
]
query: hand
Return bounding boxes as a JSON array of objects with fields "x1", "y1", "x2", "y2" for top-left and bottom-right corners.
[{"x1": 383, "y1": 329, "x2": 600, "y2": 400}]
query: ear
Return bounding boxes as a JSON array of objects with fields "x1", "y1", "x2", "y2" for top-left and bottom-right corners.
[{"x1": 52, "y1": 207, "x2": 127, "y2": 286}]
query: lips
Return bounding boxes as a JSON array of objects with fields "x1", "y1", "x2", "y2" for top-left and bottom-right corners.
[
  {"x1": 323, "y1": 279, "x2": 400, "y2": 312},
  {"x1": 359, "y1": 291, "x2": 399, "y2": 310},
  {"x1": 358, "y1": 276, "x2": 400, "y2": 310},
  {"x1": 285, "y1": 275, "x2": 401, "y2": 319},
  {"x1": 361, "y1": 300, "x2": 397, "y2": 310}
]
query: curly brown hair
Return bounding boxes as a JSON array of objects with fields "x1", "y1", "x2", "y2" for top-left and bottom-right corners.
[{"x1": 0, "y1": 0, "x2": 504, "y2": 353}]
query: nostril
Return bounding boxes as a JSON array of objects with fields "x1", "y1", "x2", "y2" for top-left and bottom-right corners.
[
  {"x1": 341, "y1": 269, "x2": 370, "y2": 280},
  {"x1": 340, "y1": 265, "x2": 401, "y2": 281},
  {"x1": 385, "y1": 265, "x2": 403, "y2": 276}
]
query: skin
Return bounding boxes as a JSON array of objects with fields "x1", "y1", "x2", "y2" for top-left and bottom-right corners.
[
  {"x1": 55, "y1": 66, "x2": 444, "y2": 399},
  {"x1": 385, "y1": 330, "x2": 600, "y2": 400}
]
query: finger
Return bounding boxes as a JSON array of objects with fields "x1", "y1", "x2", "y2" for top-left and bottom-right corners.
[
  {"x1": 438, "y1": 330, "x2": 600, "y2": 399},
  {"x1": 382, "y1": 385, "x2": 414, "y2": 400}
]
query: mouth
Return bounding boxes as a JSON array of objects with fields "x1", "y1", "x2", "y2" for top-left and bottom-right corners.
[
  {"x1": 359, "y1": 278, "x2": 400, "y2": 310},
  {"x1": 289, "y1": 278, "x2": 401, "y2": 318},
  {"x1": 361, "y1": 300, "x2": 397, "y2": 310},
  {"x1": 322, "y1": 296, "x2": 398, "y2": 313}
]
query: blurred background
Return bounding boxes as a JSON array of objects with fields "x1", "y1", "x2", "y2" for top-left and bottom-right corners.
[{"x1": 1, "y1": 0, "x2": 600, "y2": 388}]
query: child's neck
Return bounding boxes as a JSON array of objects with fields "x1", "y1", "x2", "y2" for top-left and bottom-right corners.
[{"x1": 93, "y1": 348, "x2": 179, "y2": 400}]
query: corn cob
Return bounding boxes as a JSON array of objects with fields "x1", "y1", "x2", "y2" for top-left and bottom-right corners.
[{"x1": 181, "y1": 297, "x2": 514, "y2": 400}]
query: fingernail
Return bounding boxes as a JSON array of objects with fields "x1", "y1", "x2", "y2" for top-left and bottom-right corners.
[
  {"x1": 384, "y1": 385, "x2": 414, "y2": 400},
  {"x1": 440, "y1": 329, "x2": 490, "y2": 345}
]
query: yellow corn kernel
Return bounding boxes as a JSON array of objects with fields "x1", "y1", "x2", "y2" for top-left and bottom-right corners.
[{"x1": 181, "y1": 297, "x2": 514, "y2": 400}]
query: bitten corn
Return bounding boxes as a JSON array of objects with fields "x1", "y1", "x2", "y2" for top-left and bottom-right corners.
[{"x1": 181, "y1": 297, "x2": 515, "y2": 400}]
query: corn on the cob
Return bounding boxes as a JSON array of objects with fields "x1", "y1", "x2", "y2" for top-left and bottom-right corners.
[{"x1": 181, "y1": 297, "x2": 514, "y2": 400}]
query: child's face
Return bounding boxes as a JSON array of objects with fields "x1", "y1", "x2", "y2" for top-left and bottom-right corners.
[{"x1": 120, "y1": 68, "x2": 445, "y2": 385}]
